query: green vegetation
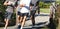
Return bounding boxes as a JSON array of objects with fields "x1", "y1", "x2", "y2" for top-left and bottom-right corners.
[
  {"x1": 39, "y1": 1, "x2": 51, "y2": 8},
  {"x1": 40, "y1": 8, "x2": 50, "y2": 13}
]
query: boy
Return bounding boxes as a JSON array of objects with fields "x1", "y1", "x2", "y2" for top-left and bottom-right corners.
[
  {"x1": 3, "y1": 0, "x2": 17, "y2": 29},
  {"x1": 30, "y1": 0, "x2": 38, "y2": 27},
  {"x1": 36, "y1": 1, "x2": 40, "y2": 15},
  {"x1": 17, "y1": 0, "x2": 31, "y2": 29}
]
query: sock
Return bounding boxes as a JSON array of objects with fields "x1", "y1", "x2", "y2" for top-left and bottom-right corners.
[
  {"x1": 18, "y1": 23, "x2": 20, "y2": 25},
  {"x1": 4, "y1": 27, "x2": 6, "y2": 29},
  {"x1": 20, "y1": 27, "x2": 23, "y2": 29}
]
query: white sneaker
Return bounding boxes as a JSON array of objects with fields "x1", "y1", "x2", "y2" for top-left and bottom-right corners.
[{"x1": 4, "y1": 28, "x2": 6, "y2": 29}]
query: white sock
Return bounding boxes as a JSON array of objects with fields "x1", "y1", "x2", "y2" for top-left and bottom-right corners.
[
  {"x1": 18, "y1": 23, "x2": 20, "y2": 25},
  {"x1": 4, "y1": 27, "x2": 6, "y2": 29},
  {"x1": 20, "y1": 27, "x2": 23, "y2": 29},
  {"x1": 15, "y1": 23, "x2": 20, "y2": 27}
]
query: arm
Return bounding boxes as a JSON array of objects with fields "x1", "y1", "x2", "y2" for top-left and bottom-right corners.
[
  {"x1": 4, "y1": 1, "x2": 13, "y2": 6},
  {"x1": 50, "y1": 6, "x2": 53, "y2": 18},
  {"x1": 4, "y1": 1, "x2": 8, "y2": 5},
  {"x1": 30, "y1": 6, "x2": 32, "y2": 10},
  {"x1": 20, "y1": 4, "x2": 26, "y2": 8}
]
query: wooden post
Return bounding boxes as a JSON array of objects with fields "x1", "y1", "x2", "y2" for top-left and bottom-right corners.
[
  {"x1": 15, "y1": 7, "x2": 18, "y2": 25},
  {"x1": 55, "y1": 5, "x2": 60, "y2": 29}
]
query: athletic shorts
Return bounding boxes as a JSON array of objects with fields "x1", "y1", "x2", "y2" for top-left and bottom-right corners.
[
  {"x1": 21, "y1": 13, "x2": 28, "y2": 17},
  {"x1": 17, "y1": 11, "x2": 21, "y2": 15},
  {"x1": 30, "y1": 10, "x2": 36, "y2": 16},
  {"x1": 4, "y1": 12, "x2": 13, "y2": 19},
  {"x1": 17, "y1": 11, "x2": 28, "y2": 17}
]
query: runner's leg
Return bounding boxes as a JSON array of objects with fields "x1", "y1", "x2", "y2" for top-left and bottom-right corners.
[
  {"x1": 30, "y1": 11, "x2": 35, "y2": 26},
  {"x1": 4, "y1": 12, "x2": 12, "y2": 29},
  {"x1": 17, "y1": 15, "x2": 20, "y2": 25},
  {"x1": 20, "y1": 13, "x2": 27, "y2": 29},
  {"x1": 38, "y1": 6, "x2": 40, "y2": 14},
  {"x1": 4, "y1": 19, "x2": 9, "y2": 29}
]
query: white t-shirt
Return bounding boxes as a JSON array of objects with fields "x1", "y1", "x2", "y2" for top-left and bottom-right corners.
[{"x1": 20, "y1": 0, "x2": 31, "y2": 13}]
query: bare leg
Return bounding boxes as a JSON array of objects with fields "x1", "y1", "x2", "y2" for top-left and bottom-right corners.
[
  {"x1": 16, "y1": 15, "x2": 20, "y2": 25},
  {"x1": 4, "y1": 19, "x2": 9, "y2": 29},
  {"x1": 21, "y1": 16, "x2": 26, "y2": 29},
  {"x1": 38, "y1": 6, "x2": 40, "y2": 14},
  {"x1": 16, "y1": 16, "x2": 23, "y2": 29},
  {"x1": 20, "y1": 16, "x2": 23, "y2": 24},
  {"x1": 4, "y1": 18, "x2": 7, "y2": 22}
]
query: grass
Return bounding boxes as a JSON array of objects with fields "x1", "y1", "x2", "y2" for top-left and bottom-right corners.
[{"x1": 40, "y1": 8, "x2": 50, "y2": 13}]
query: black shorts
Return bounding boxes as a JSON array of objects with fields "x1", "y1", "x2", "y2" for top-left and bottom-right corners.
[
  {"x1": 30, "y1": 10, "x2": 36, "y2": 16},
  {"x1": 20, "y1": 13, "x2": 28, "y2": 17},
  {"x1": 17, "y1": 11, "x2": 21, "y2": 15},
  {"x1": 30, "y1": 10, "x2": 36, "y2": 20},
  {"x1": 17, "y1": 11, "x2": 28, "y2": 17}
]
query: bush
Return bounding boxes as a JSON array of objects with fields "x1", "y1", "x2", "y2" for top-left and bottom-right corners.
[
  {"x1": 0, "y1": 0, "x2": 16, "y2": 27},
  {"x1": 39, "y1": 1, "x2": 44, "y2": 8},
  {"x1": 39, "y1": 1, "x2": 50, "y2": 8}
]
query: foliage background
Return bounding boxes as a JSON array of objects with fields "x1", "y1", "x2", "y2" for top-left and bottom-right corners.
[{"x1": 0, "y1": 0, "x2": 16, "y2": 27}]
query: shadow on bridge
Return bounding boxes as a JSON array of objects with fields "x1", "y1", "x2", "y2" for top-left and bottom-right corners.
[{"x1": 35, "y1": 14, "x2": 49, "y2": 16}]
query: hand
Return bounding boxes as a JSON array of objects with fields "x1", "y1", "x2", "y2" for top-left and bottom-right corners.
[
  {"x1": 20, "y1": 4, "x2": 26, "y2": 7},
  {"x1": 4, "y1": 1, "x2": 8, "y2": 5},
  {"x1": 7, "y1": 1, "x2": 12, "y2": 5},
  {"x1": 30, "y1": 6, "x2": 32, "y2": 11}
]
